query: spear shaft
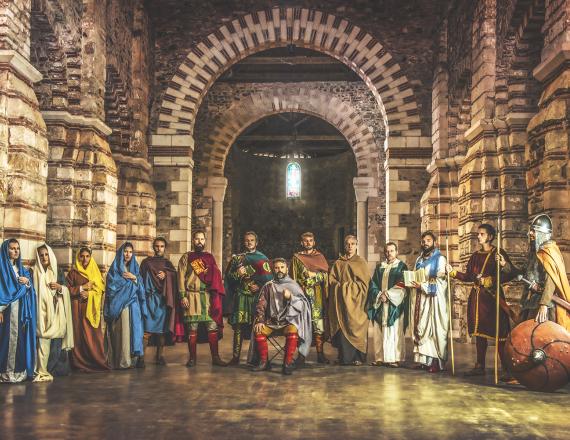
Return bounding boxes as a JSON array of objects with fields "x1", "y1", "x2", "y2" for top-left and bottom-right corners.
[
  {"x1": 445, "y1": 231, "x2": 455, "y2": 375},
  {"x1": 494, "y1": 214, "x2": 501, "y2": 385}
]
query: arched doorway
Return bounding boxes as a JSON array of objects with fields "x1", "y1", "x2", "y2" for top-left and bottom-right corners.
[
  {"x1": 151, "y1": 7, "x2": 432, "y2": 265},
  {"x1": 224, "y1": 112, "x2": 357, "y2": 263}
]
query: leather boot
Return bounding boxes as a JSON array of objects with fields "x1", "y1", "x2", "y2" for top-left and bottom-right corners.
[
  {"x1": 136, "y1": 356, "x2": 146, "y2": 369},
  {"x1": 294, "y1": 354, "x2": 306, "y2": 367},
  {"x1": 228, "y1": 326, "x2": 243, "y2": 366},
  {"x1": 208, "y1": 330, "x2": 228, "y2": 367},
  {"x1": 282, "y1": 332, "x2": 299, "y2": 375},
  {"x1": 315, "y1": 333, "x2": 329, "y2": 364},
  {"x1": 186, "y1": 330, "x2": 197, "y2": 367},
  {"x1": 251, "y1": 334, "x2": 270, "y2": 372}
]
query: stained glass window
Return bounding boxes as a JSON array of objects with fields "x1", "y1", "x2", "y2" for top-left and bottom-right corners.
[{"x1": 286, "y1": 161, "x2": 301, "y2": 199}]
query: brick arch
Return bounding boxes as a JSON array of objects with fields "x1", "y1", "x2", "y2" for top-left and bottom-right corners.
[
  {"x1": 198, "y1": 87, "x2": 382, "y2": 186},
  {"x1": 156, "y1": 6, "x2": 421, "y2": 140}
]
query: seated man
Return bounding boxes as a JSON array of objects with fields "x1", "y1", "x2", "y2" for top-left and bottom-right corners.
[{"x1": 249, "y1": 258, "x2": 312, "y2": 375}]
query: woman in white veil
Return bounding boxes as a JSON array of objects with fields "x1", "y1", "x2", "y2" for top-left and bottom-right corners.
[{"x1": 33, "y1": 244, "x2": 74, "y2": 382}]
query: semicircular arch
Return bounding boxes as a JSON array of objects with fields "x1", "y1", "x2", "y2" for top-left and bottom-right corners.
[
  {"x1": 198, "y1": 87, "x2": 382, "y2": 188},
  {"x1": 156, "y1": 6, "x2": 422, "y2": 143}
]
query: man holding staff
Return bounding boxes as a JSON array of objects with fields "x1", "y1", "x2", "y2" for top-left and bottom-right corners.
[{"x1": 447, "y1": 224, "x2": 517, "y2": 380}]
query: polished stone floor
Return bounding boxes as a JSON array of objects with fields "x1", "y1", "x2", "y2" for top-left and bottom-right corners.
[{"x1": 1, "y1": 327, "x2": 568, "y2": 440}]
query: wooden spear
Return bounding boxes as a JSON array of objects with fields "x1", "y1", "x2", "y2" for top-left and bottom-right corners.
[
  {"x1": 445, "y1": 228, "x2": 455, "y2": 376},
  {"x1": 494, "y1": 212, "x2": 501, "y2": 385}
]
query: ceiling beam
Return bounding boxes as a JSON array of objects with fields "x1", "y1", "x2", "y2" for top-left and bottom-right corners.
[
  {"x1": 238, "y1": 56, "x2": 339, "y2": 65},
  {"x1": 238, "y1": 134, "x2": 346, "y2": 142}
]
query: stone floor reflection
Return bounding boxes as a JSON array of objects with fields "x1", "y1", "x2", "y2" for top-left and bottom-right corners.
[{"x1": 1, "y1": 326, "x2": 568, "y2": 440}]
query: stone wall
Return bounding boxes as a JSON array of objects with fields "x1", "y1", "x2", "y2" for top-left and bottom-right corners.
[
  {"x1": 189, "y1": 80, "x2": 388, "y2": 266},
  {"x1": 0, "y1": 0, "x2": 154, "y2": 269},
  {"x1": 419, "y1": 0, "x2": 570, "y2": 342},
  {"x1": 223, "y1": 149, "x2": 356, "y2": 266},
  {"x1": 149, "y1": 0, "x2": 448, "y2": 135},
  {"x1": 0, "y1": 0, "x2": 48, "y2": 262}
]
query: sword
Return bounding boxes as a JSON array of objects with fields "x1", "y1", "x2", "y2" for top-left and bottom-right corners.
[{"x1": 516, "y1": 275, "x2": 570, "y2": 312}]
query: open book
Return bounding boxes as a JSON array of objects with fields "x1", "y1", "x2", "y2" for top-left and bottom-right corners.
[{"x1": 404, "y1": 268, "x2": 427, "y2": 287}]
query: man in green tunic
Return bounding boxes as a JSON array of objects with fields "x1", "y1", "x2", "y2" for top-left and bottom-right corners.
[
  {"x1": 291, "y1": 232, "x2": 330, "y2": 364},
  {"x1": 224, "y1": 231, "x2": 273, "y2": 365}
]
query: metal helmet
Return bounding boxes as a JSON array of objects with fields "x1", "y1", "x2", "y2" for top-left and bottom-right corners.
[
  {"x1": 530, "y1": 214, "x2": 553, "y2": 251},
  {"x1": 530, "y1": 214, "x2": 553, "y2": 234}
]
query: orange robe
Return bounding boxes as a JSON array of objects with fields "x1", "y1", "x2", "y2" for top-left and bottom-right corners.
[{"x1": 536, "y1": 242, "x2": 570, "y2": 332}]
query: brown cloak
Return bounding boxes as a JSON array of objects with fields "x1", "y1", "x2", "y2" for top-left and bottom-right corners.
[
  {"x1": 327, "y1": 254, "x2": 370, "y2": 353},
  {"x1": 293, "y1": 251, "x2": 329, "y2": 273},
  {"x1": 66, "y1": 269, "x2": 109, "y2": 372},
  {"x1": 140, "y1": 256, "x2": 181, "y2": 341}
]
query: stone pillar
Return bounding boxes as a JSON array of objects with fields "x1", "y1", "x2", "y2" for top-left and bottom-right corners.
[
  {"x1": 528, "y1": 5, "x2": 570, "y2": 268},
  {"x1": 457, "y1": 0, "x2": 499, "y2": 263},
  {"x1": 151, "y1": 134, "x2": 194, "y2": 265},
  {"x1": 353, "y1": 177, "x2": 374, "y2": 262},
  {"x1": 384, "y1": 152, "x2": 431, "y2": 268},
  {"x1": 42, "y1": 111, "x2": 118, "y2": 270},
  {"x1": 0, "y1": 49, "x2": 47, "y2": 261},
  {"x1": 204, "y1": 176, "x2": 228, "y2": 266},
  {"x1": 115, "y1": 155, "x2": 156, "y2": 256},
  {"x1": 421, "y1": 156, "x2": 463, "y2": 265}
]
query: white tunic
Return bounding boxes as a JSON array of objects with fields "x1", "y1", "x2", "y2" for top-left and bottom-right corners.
[
  {"x1": 371, "y1": 259, "x2": 407, "y2": 363},
  {"x1": 409, "y1": 252, "x2": 449, "y2": 367}
]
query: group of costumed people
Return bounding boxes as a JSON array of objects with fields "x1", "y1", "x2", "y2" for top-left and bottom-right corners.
[{"x1": 1, "y1": 214, "x2": 569, "y2": 383}]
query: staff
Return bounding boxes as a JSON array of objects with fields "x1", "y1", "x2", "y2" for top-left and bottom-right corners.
[
  {"x1": 445, "y1": 229, "x2": 455, "y2": 376},
  {"x1": 494, "y1": 214, "x2": 501, "y2": 385}
]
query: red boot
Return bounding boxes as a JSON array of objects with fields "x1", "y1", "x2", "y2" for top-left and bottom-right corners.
[
  {"x1": 208, "y1": 330, "x2": 228, "y2": 367},
  {"x1": 283, "y1": 332, "x2": 299, "y2": 375},
  {"x1": 251, "y1": 334, "x2": 269, "y2": 372},
  {"x1": 186, "y1": 330, "x2": 197, "y2": 367}
]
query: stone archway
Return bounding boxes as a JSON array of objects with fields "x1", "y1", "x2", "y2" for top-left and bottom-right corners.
[
  {"x1": 153, "y1": 7, "x2": 423, "y2": 138},
  {"x1": 193, "y1": 86, "x2": 383, "y2": 266},
  {"x1": 151, "y1": 7, "x2": 432, "y2": 263}
]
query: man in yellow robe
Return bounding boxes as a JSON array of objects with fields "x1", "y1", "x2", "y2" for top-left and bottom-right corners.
[
  {"x1": 328, "y1": 235, "x2": 370, "y2": 365},
  {"x1": 508, "y1": 214, "x2": 570, "y2": 331}
]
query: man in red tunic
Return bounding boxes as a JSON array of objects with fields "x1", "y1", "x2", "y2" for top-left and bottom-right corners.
[
  {"x1": 178, "y1": 231, "x2": 227, "y2": 367},
  {"x1": 447, "y1": 223, "x2": 517, "y2": 378}
]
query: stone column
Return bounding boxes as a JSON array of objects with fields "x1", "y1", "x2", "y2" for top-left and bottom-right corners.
[
  {"x1": 528, "y1": 16, "x2": 570, "y2": 267},
  {"x1": 114, "y1": 154, "x2": 156, "y2": 256},
  {"x1": 384, "y1": 153, "x2": 431, "y2": 267},
  {"x1": 150, "y1": 134, "x2": 194, "y2": 265},
  {"x1": 204, "y1": 176, "x2": 228, "y2": 266},
  {"x1": 42, "y1": 111, "x2": 118, "y2": 270},
  {"x1": 0, "y1": 50, "x2": 47, "y2": 261},
  {"x1": 353, "y1": 177, "x2": 374, "y2": 261},
  {"x1": 421, "y1": 156, "x2": 463, "y2": 265}
]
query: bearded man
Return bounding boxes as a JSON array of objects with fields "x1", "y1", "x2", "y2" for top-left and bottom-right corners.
[
  {"x1": 224, "y1": 231, "x2": 273, "y2": 365},
  {"x1": 249, "y1": 258, "x2": 311, "y2": 375},
  {"x1": 409, "y1": 231, "x2": 449, "y2": 373},
  {"x1": 328, "y1": 235, "x2": 370, "y2": 366},
  {"x1": 290, "y1": 232, "x2": 329, "y2": 364},
  {"x1": 141, "y1": 238, "x2": 179, "y2": 365},
  {"x1": 509, "y1": 214, "x2": 570, "y2": 331},
  {"x1": 178, "y1": 231, "x2": 227, "y2": 367}
]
